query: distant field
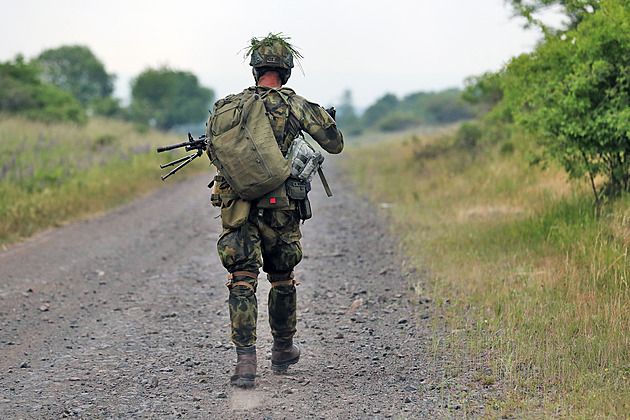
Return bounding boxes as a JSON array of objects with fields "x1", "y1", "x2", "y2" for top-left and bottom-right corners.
[
  {"x1": 0, "y1": 116, "x2": 209, "y2": 247},
  {"x1": 343, "y1": 128, "x2": 630, "y2": 418}
]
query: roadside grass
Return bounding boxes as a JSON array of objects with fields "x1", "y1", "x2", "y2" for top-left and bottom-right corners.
[
  {"x1": 342, "y1": 131, "x2": 630, "y2": 417},
  {"x1": 0, "y1": 115, "x2": 209, "y2": 247}
]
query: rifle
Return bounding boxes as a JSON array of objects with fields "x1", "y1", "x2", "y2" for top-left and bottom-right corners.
[{"x1": 156, "y1": 132, "x2": 208, "y2": 180}]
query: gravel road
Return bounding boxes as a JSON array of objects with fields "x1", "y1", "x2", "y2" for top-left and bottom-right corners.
[{"x1": 0, "y1": 155, "x2": 494, "y2": 419}]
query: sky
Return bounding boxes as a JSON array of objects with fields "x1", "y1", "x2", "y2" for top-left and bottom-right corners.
[{"x1": 0, "y1": 0, "x2": 556, "y2": 110}]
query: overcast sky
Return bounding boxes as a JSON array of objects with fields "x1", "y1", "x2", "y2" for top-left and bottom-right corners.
[{"x1": 0, "y1": 0, "x2": 555, "y2": 109}]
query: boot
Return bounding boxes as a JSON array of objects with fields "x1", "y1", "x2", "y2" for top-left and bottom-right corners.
[
  {"x1": 271, "y1": 340, "x2": 300, "y2": 373},
  {"x1": 230, "y1": 348, "x2": 257, "y2": 388}
]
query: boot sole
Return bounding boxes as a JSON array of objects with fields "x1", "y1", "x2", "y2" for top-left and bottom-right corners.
[
  {"x1": 231, "y1": 374, "x2": 256, "y2": 388},
  {"x1": 271, "y1": 355, "x2": 300, "y2": 373}
]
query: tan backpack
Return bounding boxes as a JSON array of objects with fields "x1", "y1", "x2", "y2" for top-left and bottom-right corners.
[{"x1": 206, "y1": 89, "x2": 291, "y2": 201}]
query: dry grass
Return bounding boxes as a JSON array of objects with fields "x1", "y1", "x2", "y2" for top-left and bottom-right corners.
[
  {"x1": 0, "y1": 116, "x2": 208, "y2": 246},
  {"x1": 343, "y1": 130, "x2": 630, "y2": 417}
]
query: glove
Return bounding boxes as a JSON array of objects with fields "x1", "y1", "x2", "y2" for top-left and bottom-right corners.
[{"x1": 325, "y1": 106, "x2": 336, "y2": 121}]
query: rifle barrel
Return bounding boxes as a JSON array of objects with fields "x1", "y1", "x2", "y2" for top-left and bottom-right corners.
[{"x1": 157, "y1": 141, "x2": 191, "y2": 153}]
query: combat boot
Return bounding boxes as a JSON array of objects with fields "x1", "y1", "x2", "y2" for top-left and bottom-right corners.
[
  {"x1": 231, "y1": 348, "x2": 257, "y2": 388},
  {"x1": 271, "y1": 340, "x2": 300, "y2": 373}
]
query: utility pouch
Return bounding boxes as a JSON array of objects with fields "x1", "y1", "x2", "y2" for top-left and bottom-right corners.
[
  {"x1": 285, "y1": 178, "x2": 308, "y2": 200},
  {"x1": 285, "y1": 178, "x2": 312, "y2": 221},
  {"x1": 287, "y1": 138, "x2": 324, "y2": 183},
  {"x1": 220, "y1": 197, "x2": 251, "y2": 229},
  {"x1": 297, "y1": 197, "x2": 312, "y2": 221},
  {"x1": 257, "y1": 182, "x2": 291, "y2": 209}
]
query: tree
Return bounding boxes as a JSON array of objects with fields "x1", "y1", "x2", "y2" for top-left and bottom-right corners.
[
  {"x1": 502, "y1": 0, "x2": 630, "y2": 200},
  {"x1": 506, "y1": 0, "x2": 601, "y2": 32},
  {"x1": 36, "y1": 45, "x2": 115, "y2": 107},
  {"x1": 336, "y1": 90, "x2": 362, "y2": 135},
  {"x1": 362, "y1": 93, "x2": 399, "y2": 127},
  {"x1": 0, "y1": 55, "x2": 86, "y2": 123},
  {"x1": 423, "y1": 88, "x2": 472, "y2": 124},
  {"x1": 462, "y1": 71, "x2": 504, "y2": 117},
  {"x1": 130, "y1": 67, "x2": 214, "y2": 130}
]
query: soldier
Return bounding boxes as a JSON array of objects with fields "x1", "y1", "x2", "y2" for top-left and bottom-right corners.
[{"x1": 207, "y1": 33, "x2": 343, "y2": 388}]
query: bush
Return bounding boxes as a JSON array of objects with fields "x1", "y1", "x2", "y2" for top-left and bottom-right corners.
[
  {"x1": 377, "y1": 112, "x2": 422, "y2": 132},
  {"x1": 454, "y1": 121, "x2": 482, "y2": 149}
]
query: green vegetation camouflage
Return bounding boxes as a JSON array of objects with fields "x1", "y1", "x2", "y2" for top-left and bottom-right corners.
[{"x1": 245, "y1": 33, "x2": 302, "y2": 70}]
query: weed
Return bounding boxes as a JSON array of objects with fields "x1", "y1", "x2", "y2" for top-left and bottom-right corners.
[
  {"x1": 0, "y1": 116, "x2": 207, "y2": 246},
  {"x1": 343, "y1": 128, "x2": 630, "y2": 417}
]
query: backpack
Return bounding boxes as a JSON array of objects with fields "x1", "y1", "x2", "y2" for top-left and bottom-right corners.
[{"x1": 206, "y1": 89, "x2": 291, "y2": 201}]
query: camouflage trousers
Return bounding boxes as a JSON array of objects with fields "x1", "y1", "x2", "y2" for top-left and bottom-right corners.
[{"x1": 217, "y1": 207, "x2": 302, "y2": 348}]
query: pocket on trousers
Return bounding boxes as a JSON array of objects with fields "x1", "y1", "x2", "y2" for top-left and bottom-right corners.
[{"x1": 270, "y1": 210, "x2": 302, "y2": 243}]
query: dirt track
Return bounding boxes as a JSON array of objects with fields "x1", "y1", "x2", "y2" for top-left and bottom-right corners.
[{"x1": 0, "y1": 156, "x2": 493, "y2": 419}]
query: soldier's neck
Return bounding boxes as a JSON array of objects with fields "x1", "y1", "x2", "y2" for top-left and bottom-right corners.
[{"x1": 258, "y1": 73, "x2": 282, "y2": 88}]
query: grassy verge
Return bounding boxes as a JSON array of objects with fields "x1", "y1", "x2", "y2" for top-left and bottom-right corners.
[
  {"x1": 0, "y1": 116, "x2": 209, "y2": 247},
  {"x1": 342, "y1": 130, "x2": 630, "y2": 417}
]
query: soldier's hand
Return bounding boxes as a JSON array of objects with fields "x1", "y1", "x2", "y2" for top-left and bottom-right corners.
[{"x1": 325, "y1": 106, "x2": 336, "y2": 121}]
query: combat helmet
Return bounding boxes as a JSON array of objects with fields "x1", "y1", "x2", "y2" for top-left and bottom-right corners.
[{"x1": 245, "y1": 33, "x2": 302, "y2": 85}]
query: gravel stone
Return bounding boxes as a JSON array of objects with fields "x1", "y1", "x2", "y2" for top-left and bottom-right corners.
[{"x1": 0, "y1": 156, "x2": 499, "y2": 418}]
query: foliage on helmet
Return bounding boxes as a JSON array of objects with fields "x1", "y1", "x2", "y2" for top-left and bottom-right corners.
[{"x1": 244, "y1": 33, "x2": 303, "y2": 71}]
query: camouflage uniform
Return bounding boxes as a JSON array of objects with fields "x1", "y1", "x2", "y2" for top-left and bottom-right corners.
[{"x1": 214, "y1": 86, "x2": 343, "y2": 349}]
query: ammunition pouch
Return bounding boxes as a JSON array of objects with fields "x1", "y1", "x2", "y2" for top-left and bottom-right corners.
[
  {"x1": 285, "y1": 178, "x2": 307, "y2": 200},
  {"x1": 216, "y1": 172, "x2": 312, "y2": 223},
  {"x1": 255, "y1": 177, "x2": 312, "y2": 221},
  {"x1": 286, "y1": 178, "x2": 312, "y2": 221}
]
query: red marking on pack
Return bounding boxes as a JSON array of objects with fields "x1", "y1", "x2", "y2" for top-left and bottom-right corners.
[{"x1": 270, "y1": 198, "x2": 276, "y2": 204}]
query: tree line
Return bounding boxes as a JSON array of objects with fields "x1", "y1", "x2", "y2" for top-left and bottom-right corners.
[
  {"x1": 335, "y1": 88, "x2": 472, "y2": 136},
  {"x1": 0, "y1": 44, "x2": 473, "y2": 134},
  {"x1": 0, "y1": 45, "x2": 214, "y2": 130},
  {"x1": 461, "y1": 0, "x2": 629, "y2": 200}
]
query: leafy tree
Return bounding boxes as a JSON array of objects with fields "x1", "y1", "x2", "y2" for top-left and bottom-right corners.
[
  {"x1": 90, "y1": 96, "x2": 122, "y2": 118},
  {"x1": 0, "y1": 55, "x2": 87, "y2": 123},
  {"x1": 506, "y1": 0, "x2": 601, "y2": 31},
  {"x1": 361, "y1": 89, "x2": 471, "y2": 132},
  {"x1": 423, "y1": 88, "x2": 472, "y2": 124},
  {"x1": 129, "y1": 67, "x2": 214, "y2": 130},
  {"x1": 462, "y1": 71, "x2": 504, "y2": 117},
  {"x1": 361, "y1": 93, "x2": 399, "y2": 127},
  {"x1": 36, "y1": 45, "x2": 115, "y2": 107},
  {"x1": 399, "y1": 91, "x2": 429, "y2": 113},
  {"x1": 502, "y1": 0, "x2": 630, "y2": 200}
]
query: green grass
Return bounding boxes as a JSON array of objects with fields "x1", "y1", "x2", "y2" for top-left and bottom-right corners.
[
  {"x1": 0, "y1": 115, "x2": 209, "y2": 246},
  {"x1": 342, "y1": 130, "x2": 630, "y2": 418}
]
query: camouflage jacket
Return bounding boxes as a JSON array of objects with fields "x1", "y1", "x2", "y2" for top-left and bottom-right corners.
[{"x1": 229, "y1": 86, "x2": 344, "y2": 155}]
